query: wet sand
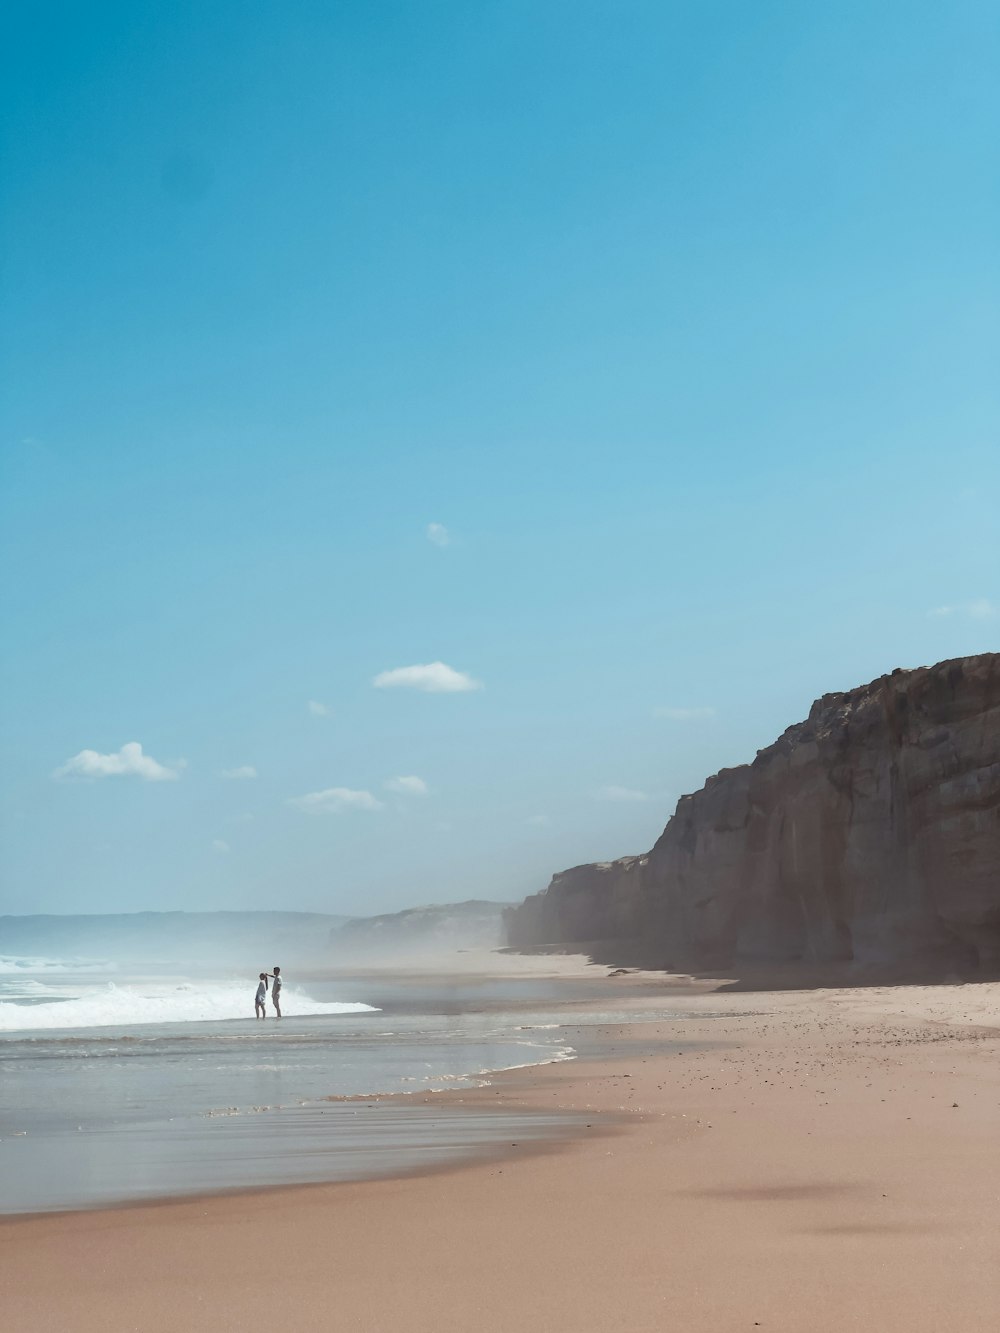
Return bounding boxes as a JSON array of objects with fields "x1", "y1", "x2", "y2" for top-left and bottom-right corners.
[{"x1": 4, "y1": 974, "x2": 1000, "y2": 1332}]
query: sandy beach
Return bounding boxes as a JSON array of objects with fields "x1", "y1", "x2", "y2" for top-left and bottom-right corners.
[{"x1": 4, "y1": 971, "x2": 1000, "y2": 1332}]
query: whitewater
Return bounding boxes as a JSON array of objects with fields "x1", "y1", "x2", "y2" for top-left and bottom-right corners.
[{"x1": 0, "y1": 974, "x2": 377, "y2": 1032}]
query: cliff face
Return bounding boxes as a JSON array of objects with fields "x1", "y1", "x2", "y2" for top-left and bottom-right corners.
[{"x1": 504, "y1": 655, "x2": 1000, "y2": 972}]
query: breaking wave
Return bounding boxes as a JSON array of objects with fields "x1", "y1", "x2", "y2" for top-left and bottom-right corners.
[{"x1": 0, "y1": 979, "x2": 377, "y2": 1032}]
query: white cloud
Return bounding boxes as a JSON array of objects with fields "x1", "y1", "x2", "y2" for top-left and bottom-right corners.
[
  {"x1": 426, "y1": 522, "x2": 450, "y2": 548},
  {"x1": 526, "y1": 814, "x2": 551, "y2": 827},
  {"x1": 212, "y1": 839, "x2": 230, "y2": 854},
  {"x1": 221, "y1": 765, "x2": 257, "y2": 780},
  {"x1": 929, "y1": 599, "x2": 997, "y2": 620},
  {"x1": 384, "y1": 775, "x2": 429, "y2": 797},
  {"x1": 289, "y1": 787, "x2": 383, "y2": 814},
  {"x1": 308, "y1": 700, "x2": 331, "y2": 717},
  {"x1": 596, "y1": 785, "x2": 649, "y2": 803},
  {"x1": 373, "y1": 662, "x2": 483, "y2": 693},
  {"x1": 653, "y1": 706, "x2": 717, "y2": 721},
  {"x1": 54, "y1": 742, "x2": 182, "y2": 783}
]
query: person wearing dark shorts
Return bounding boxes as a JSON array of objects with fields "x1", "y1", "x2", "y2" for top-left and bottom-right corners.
[{"x1": 268, "y1": 966, "x2": 282, "y2": 1018}]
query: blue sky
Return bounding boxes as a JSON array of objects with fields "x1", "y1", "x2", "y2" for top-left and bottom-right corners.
[{"x1": 1, "y1": 1, "x2": 997, "y2": 916}]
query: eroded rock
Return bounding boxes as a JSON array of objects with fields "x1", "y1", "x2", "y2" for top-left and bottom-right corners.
[{"x1": 504, "y1": 655, "x2": 1000, "y2": 972}]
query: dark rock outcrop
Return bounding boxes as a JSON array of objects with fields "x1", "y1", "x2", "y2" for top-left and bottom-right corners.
[{"x1": 504, "y1": 655, "x2": 1000, "y2": 973}]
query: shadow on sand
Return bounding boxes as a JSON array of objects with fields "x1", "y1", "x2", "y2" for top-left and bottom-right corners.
[{"x1": 497, "y1": 941, "x2": 1000, "y2": 994}]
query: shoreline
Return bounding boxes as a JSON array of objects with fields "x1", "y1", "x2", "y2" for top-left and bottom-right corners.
[
  {"x1": 0, "y1": 954, "x2": 668, "y2": 1217},
  {"x1": 0, "y1": 958, "x2": 689, "y2": 1218},
  {"x1": 4, "y1": 972, "x2": 1000, "y2": 1330}
]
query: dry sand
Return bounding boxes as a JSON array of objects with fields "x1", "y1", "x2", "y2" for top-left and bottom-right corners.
[{"x1": 4, "y1": 975, "x2": 1000, "y2": 1332}]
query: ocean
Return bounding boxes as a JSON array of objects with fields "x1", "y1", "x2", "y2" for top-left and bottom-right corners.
[{"x1": 0, "y1": 957, "x2": 654, "y2": 1214}]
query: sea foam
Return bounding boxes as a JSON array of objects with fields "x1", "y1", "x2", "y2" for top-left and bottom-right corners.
[{"x1": 0, "y1": 979, "x2": 377, "y2": 1032}]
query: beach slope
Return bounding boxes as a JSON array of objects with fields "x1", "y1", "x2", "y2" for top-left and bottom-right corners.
[{"x1": 4, "y1": 979, "x2": 999, "y2": 1332}]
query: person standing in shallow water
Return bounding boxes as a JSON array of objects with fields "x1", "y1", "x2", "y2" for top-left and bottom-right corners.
[
  {"x1": 254, "y1": 972, "x2": 268, "y2": 1019},
  {"x1": 268, "y1": 966, "x2": 282, "y2": 1018}
]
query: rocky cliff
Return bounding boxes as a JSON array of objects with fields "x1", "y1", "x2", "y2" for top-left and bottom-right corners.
[{"x1": 504, "y1": 655, "x2": 1000, "y2": 973}]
